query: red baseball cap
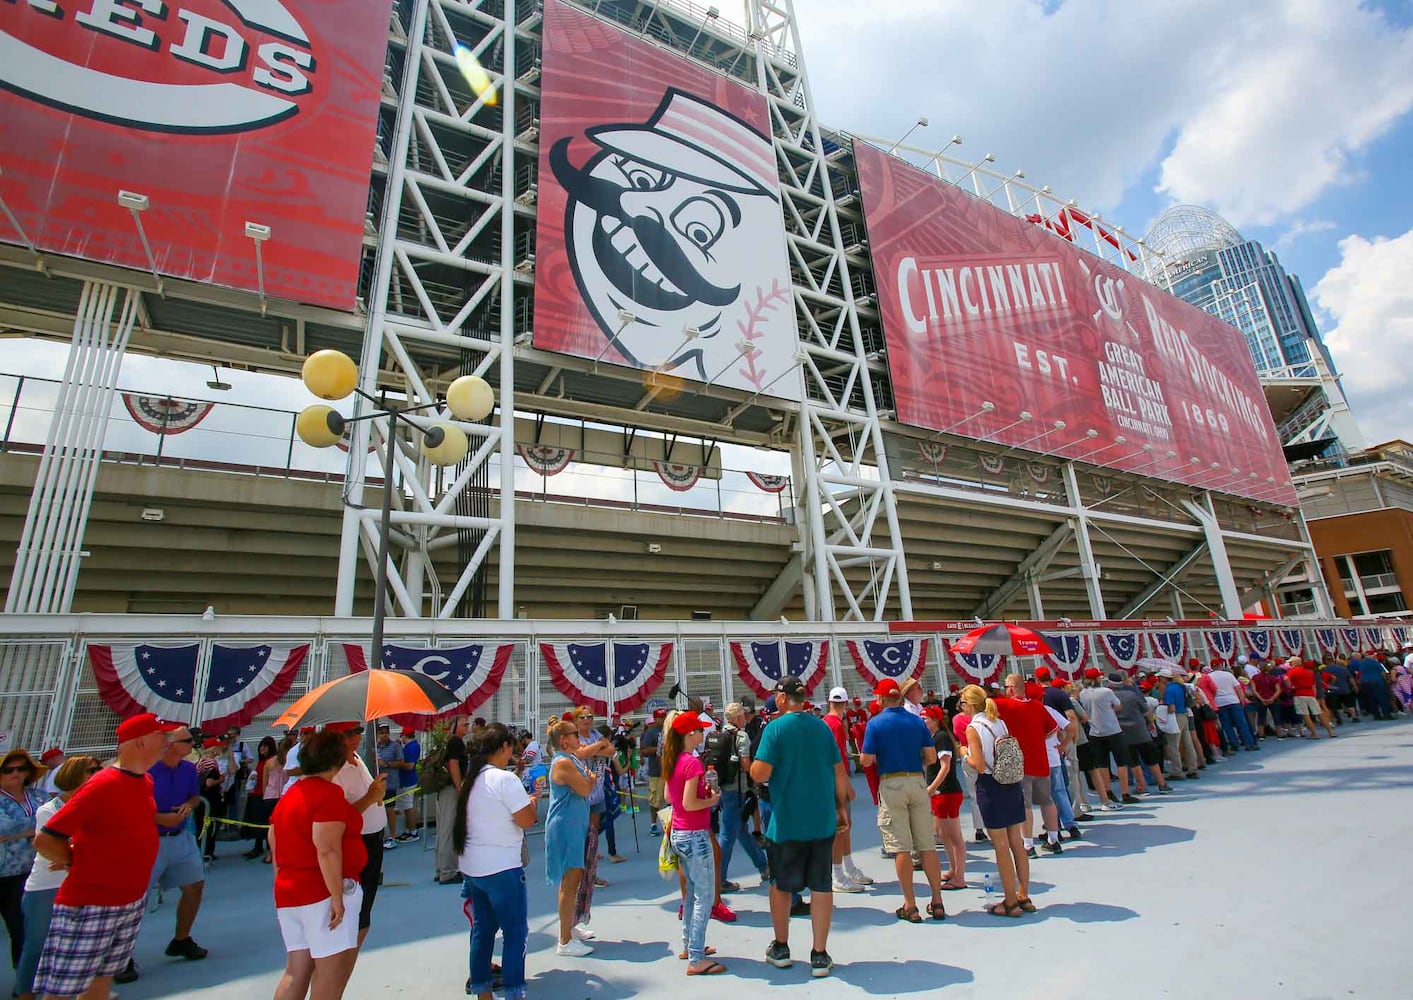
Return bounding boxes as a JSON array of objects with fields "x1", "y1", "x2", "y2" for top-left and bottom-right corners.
[
  {"x1": 867, "y1": 700, "x2": 882, "y2": 716},
  {"x1": 115, "y1": 713, "x2": 181, "y2": 743},
  {"x1": 652, "y1": 708, "x2": 667, "y2": 720},
  {"x1": 921, "y1": 705, "x2": 947, "y2": 722},
  {"x1": 39, "y1": 748, "x2": 64, "y2": 764},
  {"x1": 401, "y1": 728, "x2": 417, "y2": 737},
  {"x1": 1187, "y1": 658, "x2": 1201, "y2": 667},
  {"x1": 299, "y1": 726, "x2": 318, "y2": 735},
  {"x1": 671, "y1": 711, "x2": 708, "y2": 735},
  {"x1": 1083, "y1": 667, "x2": 1103, "y2": 680},
  {"x1": 202, "y1": 736, "x2": 225, "y2": 750},
  {"x1": 1034, "y1": 666, "x2": 1052, "y2": 681},
  {"x1": 325, "y1": 721, "x2": 364, "y2": 734},
  {"x1": 873, "y1": 678, "x2": 902, "y2": 697},
  {"x1": 852, "y1": 697, "x2": 862, "y2": 705}
]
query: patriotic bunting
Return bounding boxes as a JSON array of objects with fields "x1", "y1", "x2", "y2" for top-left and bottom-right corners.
[
  {"x1": 1274, "y1": 628, "x2": 1305, "y2": 657},
  {"x1": 518, "y1": 444, "x2": 575, "y2": 476},
  {"x1": 946, "y1": 641, "x2": 1003, "y2": 686},
  {"x1": 1392, "y1": 626, "x2": 1410, "y2": 648},
  {"x1": 89, "y1": 643, "x2": 202, "y2": 722},
  {"x1": 731, "y1": 639, "x2": 829, "y2": 699},
  {"x1": 201, "y1": 643, "x2": 309, "y2": 731},
  {"x1": 1362, "y1": 627, "x2": 1385, "y2": 650},
  {"x1": 1315, "y1": 627, "x2": 1338, "y2": 655},
  {"x1": 917, "y1": 442, "x2": 948, "y2": 466},
  {"x1": 1242, "y1": 629, "x2": 1272, "y2": 660},
  {"x1": 1339, "y1": 627, "x2": 1360, "y2": 653},
  {"x1": 1096, "y1": 632, "x2": 1143, "y2": 671},
  {"x1": 746, "y1": 472, "x2": 790, "y2": 494},
  {"x1": 1039, "y1": 633, "x2": 1087, "y2": 678},
  {"x1": 846, "y1": 638, "x2": 929, "y2": 689},
  {"x1": 341, "y1": 642, "x2": 514, "y2": 722},
  {"x1": 979, "y1": 454, "x2": 1006, "y2": 475},
  {"x1": 1203, "y1": 629, "x2": 1236, "y2": 661},
  {"x1": 1026, "y1": 463, "x2": 1050, "y2": 485},
  {"x1": 653, "y1": 461, "x2": 701, "y2": 492},
  {"x1": 540, "y1": 641, "x2": 673, "y2": 715},
  {"x1": 1148, "y1": 630, "x2": 1187, "y2": 662},
  {"x1": 122, "y1": 393, "x2": 215, "y2": 435}
]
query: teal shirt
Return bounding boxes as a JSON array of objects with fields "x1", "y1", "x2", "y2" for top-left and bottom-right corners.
[{"x1": 754, "y1": 710, "x2": 838, "y2": 843}]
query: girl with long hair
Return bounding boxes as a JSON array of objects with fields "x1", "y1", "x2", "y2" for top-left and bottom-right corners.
[
  {"x1": 543, "y1": 717, "x2": 597, "y2": 956},
  {"x1": 452, "y1": 724, "x2": 539, "y2": 1000},
  {"x1": 959, "y1": 684, "x2": 1032, "y2": 917},
  {"x1": 921, "y1": 707, "x2": 966, "y2": 890},
  {"x1": 662, "y1": 712, "x2": 725, "y2": 976},
  {"x1": 244, "y1": 736, "x2": 281, "y2": 860}
]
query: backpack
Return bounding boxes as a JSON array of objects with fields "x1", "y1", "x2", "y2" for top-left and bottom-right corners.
[
  {"x1": 418, "y1": 746, "x2": 451, "y2": 794},
  {"x1": 976, "y1": 718, "x2": 1024, "y2": 785},
  {"x1": 702, "y1": 726, "x2": 743, "y2": 789}
]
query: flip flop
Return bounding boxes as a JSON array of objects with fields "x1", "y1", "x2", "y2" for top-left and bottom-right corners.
[
  {"x1": 894, "y1": 905, "x2": 923, "y2": 923},
  {"x1": 679, "y1": 946, "x2": 718, "y2": 960},
  {"x1": 939, "y1": 880, "x2": 967, "y2": 891},
  {"x1": 686, "y1": 961, "x2": 728, "y2": 976}
]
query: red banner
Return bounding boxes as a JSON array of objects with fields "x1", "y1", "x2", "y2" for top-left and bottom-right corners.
[
  {"x1": 854, "y1": 142, "x2": 1295, "y2": 506},
  {"x1": 532, "y1": 0, "x2": 800, "y2": 400},
  {"x1": 0, "y1": 0, "x2": 390, "y2": 311}
]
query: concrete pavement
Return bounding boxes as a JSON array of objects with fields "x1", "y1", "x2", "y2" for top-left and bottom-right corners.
[{"x1": 25, "y1": 718, "x2": 1410, "y2": 999}]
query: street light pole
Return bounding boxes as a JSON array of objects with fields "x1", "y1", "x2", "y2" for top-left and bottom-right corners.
[{"x1": 366, "y1": 401, "x2": 398, "y2": 770}]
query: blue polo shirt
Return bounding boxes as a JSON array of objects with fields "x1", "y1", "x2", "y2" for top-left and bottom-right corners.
[
  {"x1": 1352, "y1": 657, "x2": 1387, "y2": 683},
  {"x1": 1162, "y1": 680, "x2": 1188, "y2": 714},
  {"x1": 148, "y1": 759, "x2": 200, "y2": 830},
  {"x1": 861, "y1": 706, "x2": 931, "y2": 775},
  {"x1": 401, "y1": 738, "x2": 421, "y2": 789}
]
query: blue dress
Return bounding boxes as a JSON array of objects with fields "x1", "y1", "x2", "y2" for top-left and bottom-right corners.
[{"x1": 544, "y1": 752, "x2": 591, "y2": 886}]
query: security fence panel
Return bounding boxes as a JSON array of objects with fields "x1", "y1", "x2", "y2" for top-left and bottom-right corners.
[{"x1": 0, "y1": 640, "x2": 70, "y2": 752}]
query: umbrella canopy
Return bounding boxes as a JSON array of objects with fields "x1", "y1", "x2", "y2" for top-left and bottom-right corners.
[
  {"x1": 1135, "y1": 657, "x2": 1180, "y2": 671},
  {"x1": 274, "y1": 669, "x2": 458, "y2": 730},
  {"x1": 951, "y1": 623, "x2": 1055, "y2": 657}
]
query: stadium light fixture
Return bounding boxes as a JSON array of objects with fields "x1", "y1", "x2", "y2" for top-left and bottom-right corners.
[
  {"x1": 687, "y1": 5, "x2": 720, "y2": 50},
  {"x1": 118, "y1": 189, "x2": 163, "y2": 294},
  {"x1": 983, "y1": 168, "x2": 1025, "y2": 200},
  {"x1": 957, "y1": 152, "x2": 997, "y2": 186},
  {"x1": 886, "y1": 115, "x2": 929, "y2": 155},
  {"x1": 0, "y1": 166, "x2": 42, "y2": 270},
  {"x1": 245, "y1": 220, "x2": 271, "y2": 316},
  {"x1": 930, "y1": 400, "x2": 996, "y2": 441},
  {"x1": 1073, "y1": 432, "x2": 1125, "y2": 463},
  {"x1": 206, "y1": 364, "x2": 232, "y2": 392},
  {"x1": 593, "y1": 309, "x2": 638, "y2": 366}
]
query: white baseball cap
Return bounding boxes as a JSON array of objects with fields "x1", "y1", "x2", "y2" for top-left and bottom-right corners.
[{"x1": 827, "y1": 686, "x2": 849, "y2": 703}]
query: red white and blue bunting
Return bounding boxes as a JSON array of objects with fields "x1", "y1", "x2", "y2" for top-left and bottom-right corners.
[
  {"x1": 946, "y1": 640, "x2": 1004, "y2": 686},
  {"x1": 1096, "y1": 632, "x2": 1143, "y2": 672},
  {"x1": 1274, "y1": 628, "x2": 1305, "y2": 657},
  {"x1": 341, "y1": 642, "x2": 513, "y2": 722},
  {"x1": 917, "y1": 442, "x2": 948, "y2": 465},
  {"x1": 1203, "y1": 629, "x2": 1237, "y2": 661},
  {"x1": 979, "y1": 455, "x2": 1006, "y2": 475},
  {"x1": 746, "y1": 472, "x2": 790, "y2": 493},
  {"x1": 122, "y1": 393, "x2": 215, "y2": 435},
  {"x1": 846, "y1": 638, "x2": 929, "y2": 690},
  {"x1": 89, "y1": 642, "x2": 203, "y2": 722},
  {"x1": 1339, "y1": 627, "x2": 1360, "y2": 654},
  {"x1": 1147, "y1": 630, "x2": 1187, "y2": 663},
  {"x1": 731, "y1": 639, "x2": 829, "y2": 699},
  {"x1": 517, "y1": 444, "x2": 575, "y2": 476},
  {"x1": 540, "y1": 641, "x2": 672, "y2": 715},
  {"x1": 1392, "y1": 625, "x2": 1411, "y2": 648},
  {"x1": 1242, "y1": 629, "x2": 1272, "y2": 660},
  {"x1": 1362, "y1": 626, "x2": 1386, "y2": 650},
  {"x1": 653, "y1": 462, "x2": 701, "y2": 492},
  {"x1": 1039, "y1": 632, "x2": 1087, "y2": 678},
  {"x1": 1315, "y1": 627, "x2": 1338, "y2": 655},
  {"x1": 201, "y1": 643, "x2": 309, "y2": 731}
]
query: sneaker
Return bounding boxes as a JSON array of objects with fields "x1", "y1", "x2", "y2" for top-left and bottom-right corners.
[
  {"x1": 1186, "y1": 772, "x2": 1200, "y2": 779},
  {"x1": 789, "y1": 898, "x2": 811, "y2": 917},
  {"x1": 810, "y1": 949, "x2": 834, "y2": 978},
  {"x1": 572, "y1": 925, "x2": 596, "y2": 941},
  {"x1": 711, "y1": 902, "x2": 737, "y2": 923},
  {"x1": 974, "y1": 830, "x2": 989, "y2": 843},
  {"x1": 1040, "y1": 840, "x2": 1062, "y2": 855},
  {"x1": 1075, "y1": 812, "x2": 1094, "y2": 821},
  {"x1": 609, "y1": 854, "x2": 627, "y2": 864},
  {"x1": 649, "y1": 825, "x2": 663, "y2": 837},
  {"x1": 382, "y1": 838, "x2": 398, "y2": 850},
  {"x1": 555, "y1": 938, "x2": 593, "y2": 957},
  {"x1": 832, "y1": 876, "x2": 865, "y2": 893},
  {"x1": 114, "y1": 959, "x2": 140, "y2": 984},
  {"x1": 1158, "y1": 786, "x2": 1174, "y2": 795},
  {"x1": 165, "y1": 937, "x2": 208, "y2": 961},
  {"x1": 720, "y1": 880, "x2": 742, "y2": 893},
  {"x1": 1064, "y1": 826, "x2": 1082, "y2": 841},
  {"x1": 765, "y1": 940, "x2": 792, "y2": 969},
  {"x1": 844, "y1": 866, "x2": 874, "y2": 885},
  {"x1": 1025, "y1": 846, "x2": 1038, "y2": 859},
  {"x1": 395, "y1": 831, "x2": 418, "y2": 842},
  {"x1": 1122, "y1": 794, "x2": 1141, "y2": 804}
]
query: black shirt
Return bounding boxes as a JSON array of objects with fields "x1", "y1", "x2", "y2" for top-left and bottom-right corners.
[
  {"x1": 445, "y1": 735, "x2": 468, "y2": 779},
  {"x1": 924, "y1": 730, "x2": 962, "y2": 794},
  {"x1": 1042, "y1": 686, "x2": 1076, "y2": 717}
]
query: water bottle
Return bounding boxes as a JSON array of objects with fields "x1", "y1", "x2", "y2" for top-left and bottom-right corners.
[
  {"x1": 984, "y1": 873, "x2": 994, "y2": 895},
  {"x1": 705, "y1": 765, "x2": 719, "y2": 793}
]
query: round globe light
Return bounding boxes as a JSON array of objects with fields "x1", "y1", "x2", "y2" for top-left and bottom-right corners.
[
  {"x1": 295, "y1": 405, "x2": 344, "y2": 448},
  {"x1": 422, "y1": 423, "x2": 469, "y2": 466},
  {"x1": 302, "y1": 350, "x2": 358, "y2": 400},
  {"x1": 445, "y1": 375, "x2": 494, "y2": 421}
]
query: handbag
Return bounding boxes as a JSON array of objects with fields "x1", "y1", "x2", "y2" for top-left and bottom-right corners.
[{"x1": 657, "y1": 809, "x2": 677, "y2": 878}]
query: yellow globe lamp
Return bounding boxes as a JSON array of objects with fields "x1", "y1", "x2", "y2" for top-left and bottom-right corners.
[
  {"x1": 445, "y1": 375, "x2": 494, "y2": 421},
  {"x1": 295, "y1": 405, "x2": 344, "y2": 448},
  {"x1": 301, "y1": 350, "x2": 358, "y2": 401},
  {"x1": 422, "y1": 423, "x2": 469, "y2": 466}
]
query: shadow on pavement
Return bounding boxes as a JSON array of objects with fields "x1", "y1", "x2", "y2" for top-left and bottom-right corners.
[{"x1": 721, "y1": 956, "x2": 973, "y2": 992}]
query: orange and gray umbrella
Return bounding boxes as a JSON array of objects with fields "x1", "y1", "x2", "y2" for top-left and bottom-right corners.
[
  {"x1": 274, "y1": 670, "x2": 458, "y2": 730},
  {"x1": 951, "y1": 623, "x2": 1055, "y2": 657}
]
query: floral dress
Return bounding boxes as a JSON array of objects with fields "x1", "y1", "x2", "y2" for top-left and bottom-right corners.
[{"x1": 0, "y1": 787, "x2": 44, "y2": 878}]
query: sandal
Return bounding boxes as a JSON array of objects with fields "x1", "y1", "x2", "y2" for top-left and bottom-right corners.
[
  {"x1": 986, "y1": 901, "x2": 1023, "y2": 918},
  {"x1": 679, "y1": 946, "x2": 717, "y2": 960},
  {"x1": 926, "y1": 901, "x2": 947, "y2": 921},
  {"x1": 686, "y1": 960, "x2": 728, "y2": 976},
  {"x1": 593, "y1": 877, "x2": 609, "y2": 888},
  {"x1": 939, "y1": 879, "x2": 967, "y2": 891},
  {"x1": 1016, "y1": 896, "x2": 1037, "y2": 913},
  {"x1": 894, "y1": 905, "x2": 923, "y2": 924}
]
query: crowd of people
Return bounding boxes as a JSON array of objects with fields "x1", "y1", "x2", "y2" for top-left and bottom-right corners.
[{"x1": 0, "y1": 644, "x2": 1407, "y2": 998}]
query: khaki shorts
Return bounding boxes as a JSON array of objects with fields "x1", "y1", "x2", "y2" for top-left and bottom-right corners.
[
  {"x1": 648, "y1": 775, "x2": 665, "y2": 810},
  {"x1": 877, "y1": 774, "x2": 935, "y2": 854},
  {"x1": 1294, "y1": 695, "x2": 1321, "y2": 717}
]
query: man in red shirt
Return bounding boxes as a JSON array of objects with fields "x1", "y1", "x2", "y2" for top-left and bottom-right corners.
[
  {"x1": 996, "y1": 674, "x2": 1062, "y2": 857},
  {"x1": 1286, "y1": 657, "x2": 1337, "y2": 739},
  {"x1": 32, "y1": 713, "x2": 179, "y2": 1000},
  {"x1": 823, "y1": 688, "x2": 871, "y2": 891}
]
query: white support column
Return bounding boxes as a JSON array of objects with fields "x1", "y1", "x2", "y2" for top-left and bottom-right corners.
[
  {"x1": 1183, "y1": 493, "x2": 1243, "y2": 618},
  {"x1": 495, "y1": 2, "x2": 518, "y2": 619},
  {"x1": 1061, "y1": 463, "x2": 1106, "y2": 619}
]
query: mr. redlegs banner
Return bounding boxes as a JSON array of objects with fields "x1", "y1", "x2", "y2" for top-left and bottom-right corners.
[{"x1": 854, "y1": 141, "x2": 1296, "y2": 507}]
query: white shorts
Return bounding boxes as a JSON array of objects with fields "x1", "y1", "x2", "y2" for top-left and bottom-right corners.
[
  {"x1": 394, "y1": 790, "x2": 415, "y2": 811},
  {"x1": 1293, "y1": 695, "x2": 1321, "y2": 717},
  {"x1": 276, "y1": 887, "x2": 363, "y2": 959}
]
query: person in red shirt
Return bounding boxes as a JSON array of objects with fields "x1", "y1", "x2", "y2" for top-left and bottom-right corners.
[
  {"x1": 31, "y1": 713, "x2": 178, "y2": 1000},
  {"x1": 1286, "y1": 657, "x2": 1336, "y2": 739},
  {"x1": 268, "y1": 729, "x2": 369, "y2": 1000},
  {"x1": 823, "y1": 688, "x2": 871, "y2": 891},
  {"x1": 995, "y1": 674, "x2": 1062, "y2": 857}
]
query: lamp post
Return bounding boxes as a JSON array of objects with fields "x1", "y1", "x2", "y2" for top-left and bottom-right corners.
[{"x1": 296, "y1": 350, "x2": 494, "y2": 757}]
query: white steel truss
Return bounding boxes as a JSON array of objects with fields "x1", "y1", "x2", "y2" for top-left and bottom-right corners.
[
  {"x1": 335, "y1": 0, "x2": 522, "y2": 620},
  {"x1": 745, "y1": 0, "x2": 912, "y2": 622}
]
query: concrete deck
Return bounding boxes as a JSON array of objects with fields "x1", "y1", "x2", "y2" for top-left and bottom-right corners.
[{"x1": 19, "y1": 719, "x2": 1410, "y2": 999}]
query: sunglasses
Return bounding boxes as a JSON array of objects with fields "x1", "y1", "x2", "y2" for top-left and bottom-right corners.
[
  {"x1": 170, "y1": 737, "x2": 195, "y2": 745},
  {"x1": 1, "y1": 765, "x2": 31, "y2": 774}
]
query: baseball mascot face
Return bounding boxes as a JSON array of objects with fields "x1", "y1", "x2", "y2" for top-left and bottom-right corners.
[{"x1": 550, "y1": 88, "x2": 781, "y2": 377}]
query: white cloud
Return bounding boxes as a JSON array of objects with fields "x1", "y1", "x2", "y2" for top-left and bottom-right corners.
[
  {"x1": 1312, "y1": 227, "x2": 1413, "y2": 444},
  {"x1": 1271, "y1": 218, "x2": 1337, "y2": 254},
  {"x1": 794, "y1": 1, "x2": 1413, "y2": 226}
]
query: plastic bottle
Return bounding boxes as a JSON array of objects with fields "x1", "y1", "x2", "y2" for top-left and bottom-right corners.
[
  {"x1": 984, "y1": 873, "x2": 995, "y2": 895},
  {"x1": 705, "y1": 765, "x2": 719, "y2": 793}
]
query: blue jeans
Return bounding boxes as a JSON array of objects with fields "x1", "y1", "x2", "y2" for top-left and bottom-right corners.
[
  {"x1": 1048, "y1": 769, "x2": 1074, "y2": 829},
  {"x1": 671, "y1": 828, "x2": 714, "y2": 963},
  {"x1": 16, "y1": 887, "x2": 56, "y2": 996},
  {"x1": 1217, "y1": 703, "x2": 1256, "y2": 749},
  {"x1": 462, "y1": 868, "x2": 528, "y2": 1000},
  {"x1": 718, "y1": 789, "x2": 766, "y2": 884}
]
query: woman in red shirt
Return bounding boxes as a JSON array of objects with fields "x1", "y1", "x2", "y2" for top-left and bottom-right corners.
[{"x1": 268, "y1": 730, "x2": 368, "y2": 1000}]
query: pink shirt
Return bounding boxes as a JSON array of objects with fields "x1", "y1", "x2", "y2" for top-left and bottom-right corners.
[{"x1": 667, "y1": 753, "x2": 710, "y2": 831}]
